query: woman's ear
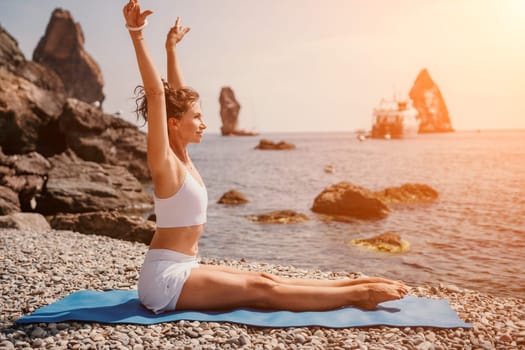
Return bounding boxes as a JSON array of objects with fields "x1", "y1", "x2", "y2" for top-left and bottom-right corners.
[{"x1": 168, "y1": 117, "x2": 179, "y2": 129}]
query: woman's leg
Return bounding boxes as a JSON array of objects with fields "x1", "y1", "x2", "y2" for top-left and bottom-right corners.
[
  {"x1": 176, "y1": 268, "x2": 407, "y2": 311},
  {"x1": 199, "y1": 264, "x2": 403, "y2": 288}
]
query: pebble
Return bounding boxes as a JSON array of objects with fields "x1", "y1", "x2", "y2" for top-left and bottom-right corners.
[
  {"x1": 30, "y1": 327, "x2": 46, "y2": 338},
  {"x1": 1, "y1": 228, "x2": 524, "y2": 350}
]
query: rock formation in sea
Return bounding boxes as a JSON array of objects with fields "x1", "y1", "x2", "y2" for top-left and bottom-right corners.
[
  {"x1": 33, "y1": 8, "x2": 105, "y2": 106},
  {"x1": 219, "y1": 87, "x2": 258, "y2": 136},
  {"x1": 409, "y1": 68, "x2": 454, "y2": 133},
  {"x1": 255, "y1": 139, "x2": 296, "y2": 150}
]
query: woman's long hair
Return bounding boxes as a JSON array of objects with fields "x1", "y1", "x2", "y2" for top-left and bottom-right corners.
[{"x1": 134, "y1": 80, "x2": 200, "y2": 125}]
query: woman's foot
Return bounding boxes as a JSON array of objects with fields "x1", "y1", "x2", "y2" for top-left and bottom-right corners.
[
  {"x1": 352, "y1": 282, "x2": 408, "y2": 310},
  {"x1": 351, "y1": 276, "x2": 406, "y2": 287}
]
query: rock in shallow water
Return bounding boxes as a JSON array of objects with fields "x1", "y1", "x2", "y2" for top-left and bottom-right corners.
[
  {"x1": 351, "y1": 232, "x2": 410, "y2": 253},
  {"x1": 247, "y1": 210, "x2": 309, "y2": 224},
  {"x1": 255, "y1": 139, "x2": 296, "y2": 150},
  {"x1": 217, "y1": 190, "x2": 249, "y2": 205},
  {"x1": 311, "y1": 182, "x2": 389, "y2": 220}
]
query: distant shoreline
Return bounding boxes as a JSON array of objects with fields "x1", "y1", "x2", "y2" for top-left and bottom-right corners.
[{"x1": 187, "y1": 128, "x2": 525, "y2": 136}]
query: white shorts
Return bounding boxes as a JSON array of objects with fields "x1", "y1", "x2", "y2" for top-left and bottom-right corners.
[{"x1": 137, "y1": 249, "x2": 199, "y2": 314}]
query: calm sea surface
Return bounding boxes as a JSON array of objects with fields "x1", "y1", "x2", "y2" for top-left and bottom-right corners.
[{"x1": 167, "y1": 130, "x2": 524, "y2": 299}]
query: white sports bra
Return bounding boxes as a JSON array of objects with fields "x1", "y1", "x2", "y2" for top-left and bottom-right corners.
[{"x1": 154, "y1": 170, "x2": 208, "y2": 228}]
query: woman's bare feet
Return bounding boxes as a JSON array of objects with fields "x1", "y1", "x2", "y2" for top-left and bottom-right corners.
[
  {"x1": 351, "y1": 282, "x2": 408, "y2": 310},
  {"x1": 351, "y1": 276, "x2": 405, "y2": 287}
]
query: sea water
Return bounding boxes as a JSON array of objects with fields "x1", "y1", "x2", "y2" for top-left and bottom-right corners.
[{"x1": 179, "y1": 130, "x2": 524, "y2": 299}]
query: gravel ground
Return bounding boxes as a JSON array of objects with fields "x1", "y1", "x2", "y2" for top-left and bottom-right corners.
[{"x1": 1, "y1": 228, "x2": 524, "y2": 350}]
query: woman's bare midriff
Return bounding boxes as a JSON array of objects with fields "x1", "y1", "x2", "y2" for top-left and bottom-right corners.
[{"x1": 148, "y1": 224, "x2": 204, "y2": 255}]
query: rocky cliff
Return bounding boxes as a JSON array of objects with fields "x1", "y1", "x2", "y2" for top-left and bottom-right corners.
[
  {"x1": 0, "y1": 21, "x2": 151, "y2": 223},
  {"x1": 33, "y1": 8, "x2": 105, "y2": 106},
  {"x1": 409, "y1": 69, "x2": 454, "y2": 133}
]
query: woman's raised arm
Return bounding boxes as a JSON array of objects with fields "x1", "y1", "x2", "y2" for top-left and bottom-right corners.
[
  {"x1": 166, "y1": 17, "x2": 191, "y2": 90},
  {"x1": 123, "y1": 0, "x2": 170, "y2": 173}
]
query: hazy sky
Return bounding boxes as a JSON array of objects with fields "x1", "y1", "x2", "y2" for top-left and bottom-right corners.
[{"x1": 1, "y1": 0, "x2": 524, "y2": 133}]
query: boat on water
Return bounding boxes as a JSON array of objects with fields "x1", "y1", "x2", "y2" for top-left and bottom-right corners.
[{"x1": 371, "y1": 98, "x2": 420, "y2": 139}]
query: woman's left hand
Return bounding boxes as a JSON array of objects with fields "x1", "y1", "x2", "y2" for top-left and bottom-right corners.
[{"x1": 166, "y1": 17, "x2": 191, "y2": 49}]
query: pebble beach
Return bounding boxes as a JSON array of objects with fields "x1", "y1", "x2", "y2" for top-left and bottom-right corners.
[{"x1": 1, "y1": 228, "x2": 524, "y2": 350}]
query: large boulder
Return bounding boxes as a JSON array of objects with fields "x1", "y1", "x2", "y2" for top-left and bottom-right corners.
[
  {"x1": 49, "y1": 211, "x2": 155, "y2": 244},
  {"x1": 36, "y1": 151, "x2": 152, "y2": 215},
  {"x1": 33, "y1": 8, "x2": 104, "y2": 105},
  {"x1": 311, "y1": 182, "x2": 390, "y2": 220},
  {"x1": 409, "y1": 69, "x2": 453, "y2": 133},
  {"x1": 312, "y1": 182, "x2": 438, "y2": 221},
  {"x1": 59, "y1": 98, "x2": 149, "y2": 181},
  {"x1": 0, "y1": 212, "x2": 51, "y2": 231}
]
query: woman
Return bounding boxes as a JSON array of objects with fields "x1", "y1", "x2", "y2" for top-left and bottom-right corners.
[{"x1": 123, "y1": 0, "x2": 408, "y2": 314}]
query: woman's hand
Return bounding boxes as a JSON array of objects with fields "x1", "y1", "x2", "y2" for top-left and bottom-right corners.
[
  {"x1": 123, "y1": 0, "x2": 153, "y2": 30},
  {"x1": 166, "y1": 17, "x2": 191, "y2": 50}
]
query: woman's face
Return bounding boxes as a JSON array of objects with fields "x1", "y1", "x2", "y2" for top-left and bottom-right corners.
[{"x1": 170, "y1": 101, "x2": 206, "y2": 143}]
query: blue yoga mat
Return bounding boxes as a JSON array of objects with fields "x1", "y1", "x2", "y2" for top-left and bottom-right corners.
[{"x1": 16, "y1": 290, "x2": 471, "y2": 328}]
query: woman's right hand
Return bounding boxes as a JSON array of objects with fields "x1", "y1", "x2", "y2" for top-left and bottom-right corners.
[
  {"x1": 123, "y1": 0, "x2": 153, "y2": 31},
  {"x1": 166, "y1": 17, "x2": 191, "y2": 50}
]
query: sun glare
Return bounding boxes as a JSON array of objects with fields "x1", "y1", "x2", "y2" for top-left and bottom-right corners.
[{"x1": 507, "y1": 0, "x2": 525, "y2": 22}]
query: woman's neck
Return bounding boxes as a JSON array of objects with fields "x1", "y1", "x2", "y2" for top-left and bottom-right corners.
[{"x1": 169, "y1": 138, "x2": 191, "y2": 165}]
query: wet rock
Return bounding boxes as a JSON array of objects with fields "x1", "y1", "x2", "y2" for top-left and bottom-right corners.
[
  {"x1": 33, "y1": 8, "x2": 104, "y2": 105},
  {"x1": 247, "y1": 210, "x2": 309, "y2": 224},
  {"x1": 374, "y1": 183, "x2": 438, "y2": 205},
  {"x1": 409, "y1": 68, "x2": 453, "y2": 133},
  {"x1": 217, "y1": 190, "x2": 249, "y2": 205},
  {"x1": 311, "y1": 182, "x2": 389, "y2": 220},
  {"x1": 351, "y1": 232, "x2": 410, "y2": 253},
  {"x1": 255, "y1": 139, "x2": 295, "y2": 150}
]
